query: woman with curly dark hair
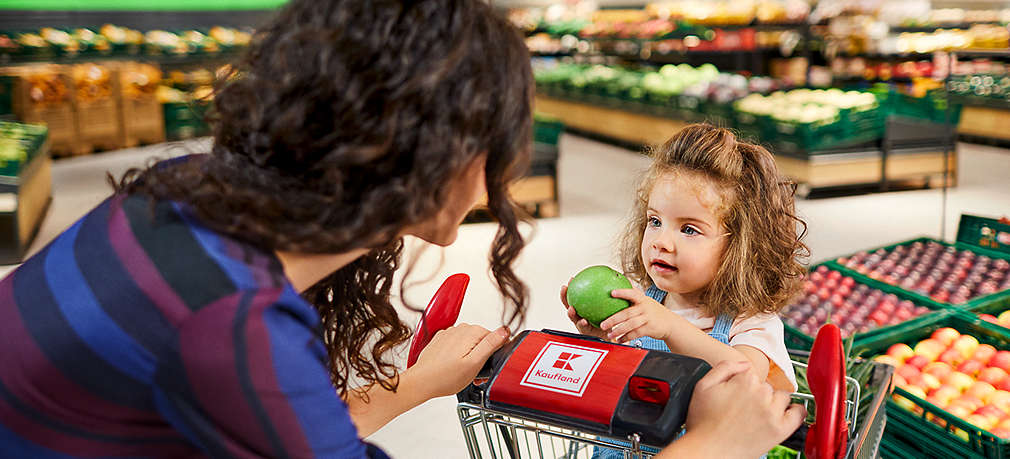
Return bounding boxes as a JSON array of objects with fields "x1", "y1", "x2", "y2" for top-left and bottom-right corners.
[{"x1": 0, "y1": 1, "x2": 803, "y2": 458}]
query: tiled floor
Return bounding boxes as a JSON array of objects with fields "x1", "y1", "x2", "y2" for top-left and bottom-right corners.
[{"x1": 3, "y1": 136, "x2": 1008, "y2": 458}]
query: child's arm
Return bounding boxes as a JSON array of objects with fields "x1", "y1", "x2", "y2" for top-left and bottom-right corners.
[{"x1": 604, "y1": 288, "x2": 785, "y2": 390}]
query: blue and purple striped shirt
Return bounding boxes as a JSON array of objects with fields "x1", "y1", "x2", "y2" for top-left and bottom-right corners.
[{"x1": 0, "y1": 193, "x2": 389, "y2": 458}]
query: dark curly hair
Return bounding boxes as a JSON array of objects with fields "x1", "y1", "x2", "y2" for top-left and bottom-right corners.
[
  {"x1": 619, "y1": 124, "x2": 809, "y2": 319},
  {"x1": 116, "y1": 0, "x2": 533, "y2": 396}
]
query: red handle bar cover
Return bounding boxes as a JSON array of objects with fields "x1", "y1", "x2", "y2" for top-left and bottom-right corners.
[{"x1": 406, "y1": 273, "x2": 470, "y2": 368}]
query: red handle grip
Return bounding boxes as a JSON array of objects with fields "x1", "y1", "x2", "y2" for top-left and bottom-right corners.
[
  {"x1": 805, "y1": 323, "x2": 848, "y2": 459},
  {"x1": 406, "y1": 273, "x2": 470, "y2": 368}
]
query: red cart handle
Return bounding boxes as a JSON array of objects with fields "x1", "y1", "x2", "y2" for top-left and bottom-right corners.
[
  {"x1": 406, "y1": 273, "x2": 470, "y2": 368},
  {"x1": 804, "y1": 323, "x2": 849, "y2": 459}
]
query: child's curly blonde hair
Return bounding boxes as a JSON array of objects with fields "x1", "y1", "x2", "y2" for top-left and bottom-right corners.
[{"x1": 619, "y1": 123, "x2": 809, "y2": 320}]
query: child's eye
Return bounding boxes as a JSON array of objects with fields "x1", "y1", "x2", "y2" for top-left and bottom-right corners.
[
  {"x1": 681, "y1": 225, "x2": 701, "y2": 236},
  {"x1": 647, "y1": 216, "x2": 661, "y2": 228}
]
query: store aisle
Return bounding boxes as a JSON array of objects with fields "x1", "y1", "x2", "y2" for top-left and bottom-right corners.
[{"x1": 0, "y1": 136, "x2": 1006, "y2": 457}]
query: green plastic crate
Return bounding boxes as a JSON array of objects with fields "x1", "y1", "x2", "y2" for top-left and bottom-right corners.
[
  {"x1": 880, "y1": 430, "x2": 925, "y2": 459},
  {"x1": 826, "y1": 217, "x2": 1010, "y2": 313},
  {"x1": 699, "y1": 100, "x2": 734, "y2": 127},
  {"x1": 533, "y1": 115, "x2": 564, "y2": 146},
  {"x1": 782, "y1": 261, "x2": 950, "y2": 351},
  {"x1": 732, "y1": 110, "x2": 773, "y2": 144},
  {"x1": 772, "y1": 117, "x2": 847, "y2": 153},
  {"x1": 856, "y1": 313, "x2": 1010, "y2": 459}
]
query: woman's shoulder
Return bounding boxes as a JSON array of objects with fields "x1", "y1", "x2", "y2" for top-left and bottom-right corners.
[{"x1": 113, "y1": 193, "x2": 294, "y2": 309}]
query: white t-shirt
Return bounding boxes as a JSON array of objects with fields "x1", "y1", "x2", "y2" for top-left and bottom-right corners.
[{"x1": 672, "y1": 308, "x2": 798, "y2": 392}]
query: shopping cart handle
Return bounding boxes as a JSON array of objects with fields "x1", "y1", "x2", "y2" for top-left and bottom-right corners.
[
  {"x1": 406, "y1": 273, "x2": 470, "y2": 368},
  {"x1": 804, "y1": 323, "x2": 848, "y2": 459}
]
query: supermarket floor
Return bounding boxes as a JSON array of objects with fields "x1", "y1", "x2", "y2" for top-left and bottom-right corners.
[{"x1": 4, "y1": 135, "x2": 1010, "y2": 457}]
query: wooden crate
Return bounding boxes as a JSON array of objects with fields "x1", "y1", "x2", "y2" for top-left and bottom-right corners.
[
  {"x1": 109, "y1": 61, "x2": 165, "y2": 147},
  {"x1": 4, "y1": 65, "x2": 79, "y2": 156},
  {"x1": 69, "y1": 64, "x2": 123, "y2": 155},
  {"x1": 119, "y1": 96, "x2": 165, "y2": 147},
  {"x1": 73, "y1": 99, "x2": 123, "y2": 155}
]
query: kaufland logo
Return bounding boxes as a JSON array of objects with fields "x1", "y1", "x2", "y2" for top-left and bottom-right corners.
[{"x1": 520, "y1": 342, "x2": 607, "y2": 396}]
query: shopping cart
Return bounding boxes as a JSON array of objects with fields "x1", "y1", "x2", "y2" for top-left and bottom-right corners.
[{"x1": 409, "y1": 275, "x2": 893, "y2": 459}]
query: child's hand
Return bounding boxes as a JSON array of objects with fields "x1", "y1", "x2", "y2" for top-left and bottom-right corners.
[
  {"x1": 560, "y1": 283, "x2": 609, "y2": 340},
  {"x1": 601, "y1": 288, "x2": 679, "y2": 343}
]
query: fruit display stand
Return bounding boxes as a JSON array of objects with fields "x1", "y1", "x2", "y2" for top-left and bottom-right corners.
[
  {"x1": 0, "y1": 122, "x2": 52, "y2": 264},
  {"x1": 4, "y1": 65, "x2": 78, "y2": 155},
  {"x1": 828, "y1": 214, "x2": 1010, "y2": 314},
  {"x1": 535, "y1": 94, "x2": 692, "y2": 146},
  {"x1": 782, "y1": 262, "x2": 947, "y2": 352},
  {"x1": 68, "y1": 63, "x2": 124, "y2": 155},
  {"x1": 859, "y1": 313, "x2": 1010, "y2": 459},
  {"x1": 535, "y1": 92, "x2": 956, "y2": 197}
]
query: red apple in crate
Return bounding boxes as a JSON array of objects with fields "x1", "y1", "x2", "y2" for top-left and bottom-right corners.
[
  {"x1": 999, "y1": 310, "x2": 1010, "y2": 326},
  {"x1": 973, "y1": 344, "x2": 998, "y2": 366},
  {"x1": 968, "y1": 381, "x2": 998, "y2": 403},
  {"x1": 895, "y1": 386, "x2": 928, "y2": 413},
  {"x1": 996, "y1": 417, "x2": 1010, "y2": 431},
  {"x1": 946, "y1": 371, "x2": 975, "y2": 392},
  {"x1": 975, "y1": 404, "x2": 1006, "y2": 426},
  {"x1": 979, "y1": 367, "x2": 1009, "y2": 387},
  {"x1": 906, "y1": 354, "x2": 930, "y2": 370},
  {"x1": 915, "y1": 339, "x2": 946, "y2": 361},
  {"x1": 924, "y1": 362, "x2": 954, "y2": 381},
  {"x1": 897, "y1": 364, "x2": 922, "y2": 382},
  {"x1": 958, "y1": 359, "x2": 985, "y2": 377},
  {"x1": 992, "y1": 351, "x2": 1010, "y2": 372},
  {"x1": 955, "y1": 394, "x2": 985, "y2": 412},
  {"x1": 967, "y1": 413, "x2": 997, "y2": 431},
  {"x1": 930, "y1": 385, "x2": 961, "y2": 407},
  {"x1": 998, "y1": 378, "x2": 1010, "y2": 393},
  {"x1": 939, "y1": 348, "x2": 966, "y2": 366},
  {"x1": 991, "y1": 428, "x2": 1010, "y2": 440},
  {"x1": 953, "y1": 335, "x2": 981, "y2": 358},
  {"x1": 946, "y1": 402, "x2": 974, "y2": 421},
  {"x1": 989, "y1": 390, "x2": 1010, "y2": 414},
  {"x1": 874, "y1": 355, "x2": 901, "y2": 367},
  {"x1": 932, "y1": 327, "x2": 961, "y2": 346},
  {"x1": 911, "y1": 373, "x2": 943, "y2": 392},
  {"x1": 893, "y1": 373, "x2": 908, "y2": 388},
  {"x1": 887, "y1": 343, "x2": 916, "y2": 363},
  {"x1": 982, "y1": 314, "x2": 1000, "y2": 325}
]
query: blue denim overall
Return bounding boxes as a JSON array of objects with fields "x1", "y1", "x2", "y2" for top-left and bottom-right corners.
[{"x1": 591, "y1": 285, "x2": 733, "y2": 459}]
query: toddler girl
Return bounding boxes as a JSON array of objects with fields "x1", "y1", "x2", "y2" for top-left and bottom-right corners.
[{"x1": 563, "y1": 123, "x2": 808, "y2": 393}]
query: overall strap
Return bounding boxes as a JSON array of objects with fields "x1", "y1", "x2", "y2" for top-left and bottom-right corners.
[
  {"x1": 645, "y1": 284, "x2": 667, "y2": 303},
  {"x1": 709, "y1": 313, "x2": 734, "y2": 345}
]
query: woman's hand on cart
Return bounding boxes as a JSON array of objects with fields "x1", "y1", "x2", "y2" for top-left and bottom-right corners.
[
  {"x1": 656, "y1": 360, "x2": 806, "y2": 459},
  {"x1": 406, "y1": 324, "x2": 510, "y2": 398}
]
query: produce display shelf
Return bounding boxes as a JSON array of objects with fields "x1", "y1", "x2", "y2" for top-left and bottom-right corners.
[
  {"x1": 782, "y1": 260, "x2": 950, "y2": 352},
  {"x1": 856, "y1": 313, "x2": 1010, "y2": 459},
  {"x1": 824, "y1": 222, "x2": 1010, "y2": 315},
  {"x1": 534, "y1": 93, "x2": 957, "y2": 197},
  {"x1": 958, "y1": 105, "x2": 1010, "y2": 141}
]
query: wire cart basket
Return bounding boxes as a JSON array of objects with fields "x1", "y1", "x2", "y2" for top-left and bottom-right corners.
[
  {"x1": 404, "y1": 274, "x2": 893, "y2": 459},
  {"x1": 455, "y1": 355, "x2": 893, "y2": 459}
]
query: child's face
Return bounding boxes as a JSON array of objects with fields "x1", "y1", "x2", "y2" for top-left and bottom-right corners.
[{"x1": 641, "y1": 174, "x2": 729, "y2": 302}]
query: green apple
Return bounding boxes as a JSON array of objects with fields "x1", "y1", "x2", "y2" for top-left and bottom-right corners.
[{"x1": 567, "y1": 265, "x2": 633, "y2": 327}]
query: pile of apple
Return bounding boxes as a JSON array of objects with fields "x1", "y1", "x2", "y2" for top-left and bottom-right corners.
[
  {"x1": 838, "y1": 241, "x2": 1010, "y2": 304},
  {"x1": 780, "y1": 266, "x2": 932, "y2": 338},
  {"x1": 878, "y1": 327, "x2": 1010, "y2": 439}
]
